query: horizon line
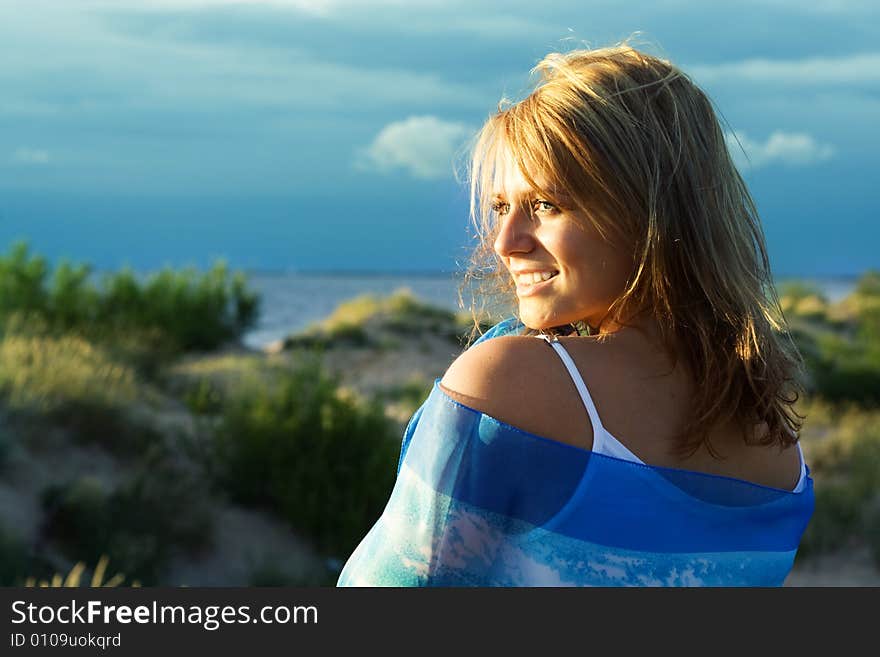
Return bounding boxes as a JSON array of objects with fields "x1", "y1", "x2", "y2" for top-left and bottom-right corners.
[{"x1": 82, "y1": 265, "x2": 870, "y2": 280}]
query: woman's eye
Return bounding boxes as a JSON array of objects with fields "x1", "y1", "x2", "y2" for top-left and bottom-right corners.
[
  {"x1": 491, "y1": 201, "x2": 510, "y2": 215},
  {"x1": 533, "y1": 200, "x2": 558, "y2": 214},
  {"x1": 490, "y1": 199, "x2": 557, "y2": 218}
]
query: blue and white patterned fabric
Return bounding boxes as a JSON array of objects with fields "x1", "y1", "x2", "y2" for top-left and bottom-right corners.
[{"x1": 336, "y1": 317, "x2": 815, "y2": 587}]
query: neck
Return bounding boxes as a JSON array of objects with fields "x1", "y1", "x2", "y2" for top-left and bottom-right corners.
[{"x1": 585, "y1": 308, "x2": 669, "y2": 353}]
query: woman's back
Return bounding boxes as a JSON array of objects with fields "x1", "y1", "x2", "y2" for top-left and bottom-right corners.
[
  {"x1": 336, "y1": 318, "x2": 814, "y2": 587},
  {"x1": 439, "y1": 325, "x2": 803, "y2": 492}
]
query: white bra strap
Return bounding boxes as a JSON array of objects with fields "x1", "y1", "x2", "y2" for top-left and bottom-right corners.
[
  {"x1": 536, "y1": 334, "x2": 605, "y2": 441},
  {"x1": 786, "y1": 425, "x2": 807, "y2": 491},
  {"x1": 796, "y1": 441, "x2": 806, "y2": 488}
]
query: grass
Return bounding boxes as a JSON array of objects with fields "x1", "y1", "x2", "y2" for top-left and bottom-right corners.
[
  {"x1": 0, "y1": 324, "x2": 137, "y2": 413},
  {"x1": 203, "y1": 351, "x2": 400, "y2": 560},
  {"x1": 162, "y1": 352, "x2": 270, "y2": 415},
  {"x1": 24, "y1": 555, "x2": 140, "y2": 588},
  {"x1": 780, "y1": 272, "x2": 880, "y2": 406},
  {"x1": 246, "y1": 555, "x2": 339, "y2": 587},
  {"x1": 795, "y1": 395, "x2": 880, "y2": 565},
  {"x1": 372, "y1": 376, "x2": 435, "y2": 418},
  {"x1": 0, "y1": 316, "x2": 167, "y2": 456},
  {"x1": 0, "y1": 524, "x2": 32, "y2": 586},
  {"x1": 40, "y1": 450, "x2": 215, "y2": 585},
  {"x1": 283, "y1": 287, "x2": 479, "y2": 349},
  {"x1": 777, "y1": 272, "x2": 880, "y2": 566}
]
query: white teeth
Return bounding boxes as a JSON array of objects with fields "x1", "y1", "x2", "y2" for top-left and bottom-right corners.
[{"x1": 517, "y1": 271, "x2": 558, "y2": 285}]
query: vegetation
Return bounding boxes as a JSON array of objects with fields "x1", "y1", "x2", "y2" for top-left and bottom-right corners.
[
  {"x1": 793, "y1": 397, "x2": 880, "y2": 564},
  {"x1": 0, "y1": 241, "x2": 260, "y2": 368},
  {"x1": 0, "y1": 523, "x2": 32, "y2": 586},
  {"x1": 0, "y1": 242, "x2": 878, "y2": 584},
  {"x1": 372, "y1": 376, "x2": 436, "y2": 419},
  {"x1": 201, "y1": 352, "x2": 399, "y2": 560},
  {"x1": 22, "y1": 555, "x2": 140, "y2": 587},
  {"x1": 282, "y1": 287, "x2": 484, "y2": 349},
  {"x1": 246, "y1": 555, "x2": 339, "y2": 587},
  {"x1": 775, "y1": 270, "x2": 880, "y2": 567},
  {"x1": 376, "y1": 376, "x2": 436, "y2": 406},
  {"x1": 780, "y1": 271, "x2": 880, "y2": 406},
  {"x1": 40, "y1": 450, "x2": 215, "y2": 585},
  {"x1": 0, "y1": 312, "x2": 167, "y2": 457}
]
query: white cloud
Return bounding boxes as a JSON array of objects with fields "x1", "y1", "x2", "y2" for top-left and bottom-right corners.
[
  {"x1": 11, "y1": 147, "x2": 50, "y2": 165},
  {"x1": 689, "y1": 52, "x2": 880, "y2": 86},
  {"x1": 355, "y1": 116, "x2": 474, "y2": 180},
  {"x1": 725, "y1": 130, "x2": 835, "y2": 170},
  {"x1": 0, "y1": 1, "x2": 488, "y2": 119}
]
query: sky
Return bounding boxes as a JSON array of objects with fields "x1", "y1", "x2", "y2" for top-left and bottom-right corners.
[{"x1": 0, "y1": 0, "x2": 877, "y2": 277}]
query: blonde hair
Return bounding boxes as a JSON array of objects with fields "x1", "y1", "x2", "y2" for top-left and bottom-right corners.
[{"x1": 457, "y1": 41, "x2": 807, "y2": 459}]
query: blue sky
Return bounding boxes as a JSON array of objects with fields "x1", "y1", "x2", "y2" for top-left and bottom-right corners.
[{"x1": 0, "y1": 0, "x2": 877, "y2": 277}]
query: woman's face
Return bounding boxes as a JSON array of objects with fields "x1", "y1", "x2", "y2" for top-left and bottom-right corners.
[{"x1": 491, "y1": 153, "x2": 634, "y2": 332}]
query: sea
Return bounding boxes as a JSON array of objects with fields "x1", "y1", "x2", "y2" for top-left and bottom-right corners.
[{"x1": 239, "y1": 272, "x2": 860, "y2": 351}]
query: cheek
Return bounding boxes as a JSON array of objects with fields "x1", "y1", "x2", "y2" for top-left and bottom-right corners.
[{"x1": 560, "y1": 242, "x2": 629, "y2": 295}]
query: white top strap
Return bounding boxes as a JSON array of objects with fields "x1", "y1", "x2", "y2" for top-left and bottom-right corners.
[
  {"x1": 793, "y1": 442, "x2": 806, "y2": 493},
  {"x1": 786, "y1": 425, "x2": 807, "y2": 493},
  {"x1": 535, "y1": 334, "x2": 604, "y2": 446},
  {"x1": 535, "y1": 333, "x2": 808, "y2": 493}
]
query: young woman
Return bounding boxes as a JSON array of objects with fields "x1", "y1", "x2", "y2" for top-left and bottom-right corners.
[{"x1": 337, "y1": 43, "x2": 814, "y2": 587}]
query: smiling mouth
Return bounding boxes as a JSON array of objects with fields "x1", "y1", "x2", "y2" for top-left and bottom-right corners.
[
  {"x1": 515, "y1": 271, "x2": 559, "y2": 288},
  {"x1": 515, "y1": 273, "x2": 558, "y2": 296}
]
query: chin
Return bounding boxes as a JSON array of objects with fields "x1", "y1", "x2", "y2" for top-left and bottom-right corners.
[{"x1": 518, "y1": 310, "x2": 561, "y2": 332}]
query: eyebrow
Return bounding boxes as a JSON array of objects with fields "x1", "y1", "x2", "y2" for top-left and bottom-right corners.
[{"x1": 491, "y1": 189, "x2": 573, "y2": 202}]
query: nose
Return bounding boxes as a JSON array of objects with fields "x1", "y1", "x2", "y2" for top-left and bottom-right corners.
[{"x1": 492, "y1": 202, "x2": 535, "y2": 258}]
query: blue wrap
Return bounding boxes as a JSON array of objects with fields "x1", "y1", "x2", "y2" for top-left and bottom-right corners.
[{"x1": 337, "y1": 318, "x2": 815, "y2": 586}]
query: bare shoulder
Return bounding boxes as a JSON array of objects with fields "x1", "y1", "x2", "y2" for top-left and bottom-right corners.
[
  {"x1": 438, "y1": 333, "x2": 805, "y2": 489},
  {"x1": 440, "y1": 336, "x2": 542, "y2": 408},
  {"x1": 439, "y1": 336, "x2": 597, "y2": 448}
]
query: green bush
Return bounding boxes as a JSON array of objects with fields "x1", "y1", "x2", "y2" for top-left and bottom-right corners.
[
  {"x1": 206, "y1": 353, "x2": 399, "y2": 559},
  {"x1": 123, "y1": 263, "x2": 258, "y2": 352},
  {"x1": 247, "y1": 556, "x2": 338, "y2": 587},
  {"x1": 864, "y1": 494, "x2": 880, "y2": 566},
  {"x1": 41, "y1": 452, "x2": 215, "y2": 585},
  {"x1": 857, "y1": 304, "x2": 880, "y2": 345},
  {"x1": 778, "y1": 280, "x2": 828, "y2": 304},
  {"x1": 0, "y1": 241, "x2": 261, "y2": 359},
  {"x1": 0, "y1": 242, "x2": 49, "y2": 318},
  {"x1": 0, "y1": 422, "x2": 12, "y2": 472},
  {"x1": 806, "y1": 331, "x2": 880, "y2": 405},
  {"x1": 784, "y1": 274, "x2": 880, "y2": 404},
  {"x1": 798, "y1": 481, "x2": 864, "y2": 558},
  {"x1": 0, "y1": 524, "x2": 32, "y2": 586},
  {"x1": 797, "y1": 402, "x2": 880, "y2": 565},
  {"x1": 374, "y1": 378, "x2": 434, "y2": 415},
  {"x1": 855, "y1": 270, "x2": 880, "y2": 298},
  {"x1": 183, "y1": 378, "x2": 226, "y2": 416},
  {"x1": 843, "y1": 270, "x2": 880, "y2": 344},
  {"x1": 325, "y1": 322, "x2": 370, "y2": 346}
]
